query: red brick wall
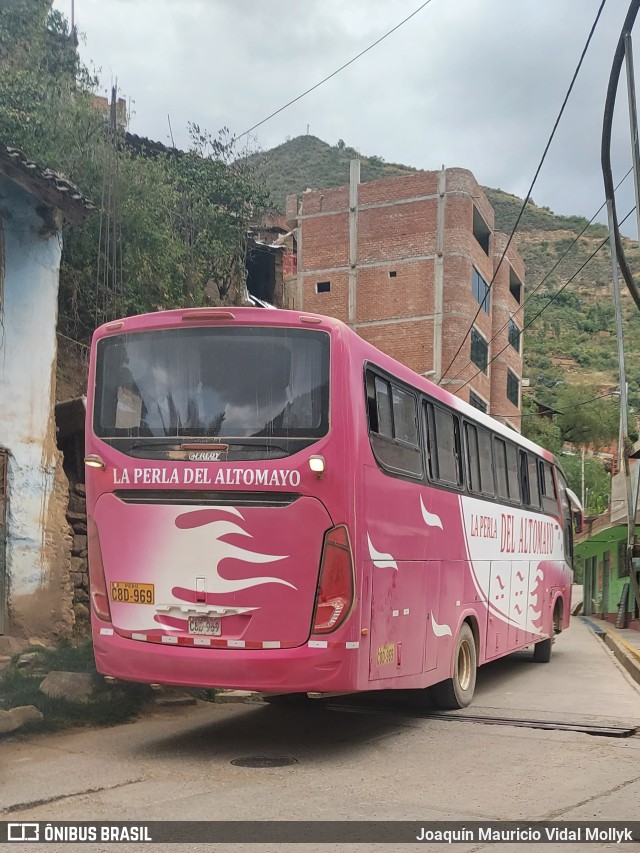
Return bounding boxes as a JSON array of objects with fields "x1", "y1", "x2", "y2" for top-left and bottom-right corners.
[
  {"x1": 358, "y1": 201, "x2": 437, "y2": 264},
  {"x1": 356, "y1": 261, "x2": 435, "y2": 323},
  {"x1": 302, "y1": 212, "x2": 349, "y2": 271},
  {"x1": 291, "y1": 167, "x2": 524, "y2": 418},
  {"x1": 358, "y1": 319, "x2": 435, "y2": 376}
]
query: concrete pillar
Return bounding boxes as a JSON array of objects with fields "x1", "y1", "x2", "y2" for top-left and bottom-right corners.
[{"x1": 348, "y1": 159, "x2": 360, "y2": 327}]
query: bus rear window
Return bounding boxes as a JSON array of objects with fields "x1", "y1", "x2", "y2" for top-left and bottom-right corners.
[{"x1": 94, "y1": 326, "x2": 329, "y2": 441}]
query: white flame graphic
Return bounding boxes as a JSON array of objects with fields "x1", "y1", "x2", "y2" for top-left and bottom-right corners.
[
  {"x1": 367, "y1": 534, "x2": 398, "y2": 570},
  {"x1": 431, "y1": 614, "x2": 452, "y2": 637},
  {"x1": 181, "y1": 516, "x2": 295, "y2": 594},
  {"x1": 420, "y1": 497, "x2": 443, "y2": 530}
]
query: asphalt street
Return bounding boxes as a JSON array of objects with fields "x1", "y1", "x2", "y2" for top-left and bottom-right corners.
[{"x1": 2, "y1": 617, "x2": 639, "y2": 853}]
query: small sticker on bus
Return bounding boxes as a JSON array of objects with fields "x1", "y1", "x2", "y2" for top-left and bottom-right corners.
[{"x1": 376, "y1": 643, "x2": 395, "y2": 667}]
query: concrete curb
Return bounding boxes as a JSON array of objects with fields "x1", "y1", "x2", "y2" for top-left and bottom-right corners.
[
  {"x1": 216, "y1": 690, "x2": 264, "y2": 704},
  {"x1": 580, "y1": 617, "x2": 640, "y2": 688}
]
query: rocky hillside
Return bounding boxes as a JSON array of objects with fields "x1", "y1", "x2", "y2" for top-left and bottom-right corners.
[{"x1": 249, "y1": 135, "x2": 640, "y2": 413}]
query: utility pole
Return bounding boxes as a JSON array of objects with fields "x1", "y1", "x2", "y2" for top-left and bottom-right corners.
[
  {"x1": 622, "y1": 32, "x2": 640, "y2": 618},
  {"x1": 581, "y1": 447, "x2": 585, "y2": 510}
]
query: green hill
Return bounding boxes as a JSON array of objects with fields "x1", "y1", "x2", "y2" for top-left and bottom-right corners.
[{"x1": 252, "y1": 135, "x2": 640, "y2": 414}]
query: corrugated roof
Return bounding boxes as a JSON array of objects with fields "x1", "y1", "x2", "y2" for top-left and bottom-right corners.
[{"x1": 0, "y1": 143, "x2": 96, "y2": 224}]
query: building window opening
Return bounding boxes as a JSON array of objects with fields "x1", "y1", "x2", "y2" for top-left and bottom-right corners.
[
  {"x1": 507, "y1": 369, "x2": 520, "y2": 407},
  {"x1": 469, "y1": 391, "x2": 487, "y2": 413},
  {"x1": 316, "y1": 281, "x2": 331, "y2": 294},
  {"x1": 473, "y1": 206, "x2": 491, "y2": 256},
  {"x1": 246, "y1": 247, "x2": 276, "y2": 304},
  {"x1": 509, "y1": 267, "x2": 522, "y2": 304},
  {"x1": 508, "y1": 319, "x2": 521, "y2": 352},
  {"x1": 470, "y1": 328, "x2": 488, "y2": 374},
  {"x1": 472, "y1": 268, "x2": 490, "y2": 313},
  {"x1": 388, "y1": 270, "x2": 397, "y2": 278}
]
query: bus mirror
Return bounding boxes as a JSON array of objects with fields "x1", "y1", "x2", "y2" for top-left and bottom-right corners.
[{"x1": 573, "y1": 510, "x2": 584, "y2": 534}]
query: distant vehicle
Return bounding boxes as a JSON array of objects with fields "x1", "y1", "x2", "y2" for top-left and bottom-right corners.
[{"x1": 85, "y1": 307, "x2": 579, "y2": 709}]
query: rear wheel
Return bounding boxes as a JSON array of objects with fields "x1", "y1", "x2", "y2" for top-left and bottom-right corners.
[
  {"x1": 534, "y1": 601, "x2": 561, "y2": 663},
  {"x1": 432, "y1": 623, "x2": 477, "y2": 709},
  {"x1": 532, "y1": 637, "x2": 552, "y2": 663}
]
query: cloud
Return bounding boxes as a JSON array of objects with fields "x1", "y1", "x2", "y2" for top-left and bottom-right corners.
[{"x1": 55, "y1": 0, "x2": 636, "y2": 226}]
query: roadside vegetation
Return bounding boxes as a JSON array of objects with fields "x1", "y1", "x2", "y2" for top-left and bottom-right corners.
[
  {"x1": 0, "y1": 640, "x2": 154, "y2": 732},
  {"x1": 0, "y1": 0, "x2": 268, "y2": 344}
]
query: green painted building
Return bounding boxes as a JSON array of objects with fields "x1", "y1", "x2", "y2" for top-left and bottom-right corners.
[{"x1": 575, "y1": 524, "x2": 640, "y2": 629}]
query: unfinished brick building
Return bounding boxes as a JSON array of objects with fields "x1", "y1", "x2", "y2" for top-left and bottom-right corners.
[{"x1": 285, "y1": 164, "x2": 524, "y2": 428}]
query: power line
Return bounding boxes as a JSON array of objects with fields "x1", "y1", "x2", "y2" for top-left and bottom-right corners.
[
  {"x1": 445, "y1": 168, "x2": 633, "y2": 388},
  {"x1": 234, "y1": 0, "x2": 435, "y2": 141},
  {"x1": 438, "y1": 0, "x2": 608, "y2": 385},
  {"x1": 455, "y1": 204, "x2": 636, "y2": 399},
  {"x1": 57, "y1": 331, "x2": 90, "y2": 350},
  {"x1": 496, "y1": 390, "x2": 619, "y2": 421}
]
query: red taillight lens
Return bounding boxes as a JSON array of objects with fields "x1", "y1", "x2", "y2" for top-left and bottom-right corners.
[
  {"x1": 312, "y1": 525, "x2": 355, "y2": 634},
  {"x1": 87, "y1": 517, "x2": 112, "y2": 623}
]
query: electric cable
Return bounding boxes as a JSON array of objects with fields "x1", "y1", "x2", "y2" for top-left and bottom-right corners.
[
  {"x1": 446, "y1": 168, "x2": 632, "y2": 387},
  {"x1": 235, "y1": 0, "x2": 434, "y2": 141},
  {"x1": 601, "y1": 0, "x2": 640, "y2": 309},
  {"x1": 496, "y1": 390, "x2": 620, "y2": 422},
  {"x1": 455, "y1": 204, "x2": 636, "y2": 398},
  {"x1": 439, "y1": 0, "x2": 608, "y2": 385}
]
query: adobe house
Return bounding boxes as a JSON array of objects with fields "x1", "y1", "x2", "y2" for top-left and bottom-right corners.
[{"x1": 0, "y1": 143, "x2": 94, "y2": 638}]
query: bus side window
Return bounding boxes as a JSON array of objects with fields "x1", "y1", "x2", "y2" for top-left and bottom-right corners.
[
  {"x1": 422, "y1": 401, "x2": 435, "y2": 480},
  {"x1": 374, "y1": 376, "x2": 393, "y2": 437},
  {"x1": 494, "y1": 438, "x2": 509, "y2": 500},
  {"x1": 505, "y1": 442, "x2": 520, "y2": 503},
  {"x1": 466, "y1": 424, "x2": 494, "y2": 496},
  {"x1": 539, "y1": 460, "x2": 558, "y2": 514},
  {"x1": 366, "y1": 372, "x2": 379, "y2": 433},
  {"x1": 478, "y1": 427, "x2": 495, "y2": 496},
  {"x1": 557, "y1": 471, "x2": 573, "y2": 565},
  {"x1": 527, "y1": 454, "x2": 541, "y2": 509},
  {"x1": 367, "y1": 371, "x2": 422, "y2": 478},
  {"x1": 519, "y1": 450, "x2": 530, "y2": 505},
  {"x1": 465, "y1": 423, "x2": 481, "y2": 493},
  {"x1": 428, "y1": 404, "x2": 462, "y2": 488}
]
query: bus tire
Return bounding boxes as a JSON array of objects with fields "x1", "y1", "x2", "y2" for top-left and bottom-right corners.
[
  {"x1": 533, "y1": 637, "x2": 553, "y2": 663},
  {"x1": 432, "y1": 623, "x2": 477, "y2": 710}
]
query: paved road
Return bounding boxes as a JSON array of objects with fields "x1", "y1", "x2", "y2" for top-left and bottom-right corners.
[{"x1": 2, "y1": 618, "x2": 640, "y2": 852}]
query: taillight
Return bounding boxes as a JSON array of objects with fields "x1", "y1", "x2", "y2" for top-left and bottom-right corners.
[
  {"x1": 312, "y1": 525, "x2": 355, "y2": 634},
  {"x1": 87, "y1": 517, "x2": 111, "y2": 623}
]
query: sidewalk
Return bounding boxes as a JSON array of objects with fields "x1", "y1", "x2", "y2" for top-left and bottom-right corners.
[{"x1": 580, "y1": 614, "x2": 640, "y2": 687}]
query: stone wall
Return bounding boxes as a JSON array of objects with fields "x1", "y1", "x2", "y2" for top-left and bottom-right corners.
[{"x1": 66, "y1": 483, "x2": 89, "y2": 625}]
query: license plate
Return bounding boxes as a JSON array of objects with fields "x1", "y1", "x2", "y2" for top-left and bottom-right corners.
[
  {"x1": 376, "y1": 643, "x2": 396, "y2": 667},
  {"x1": 188, "y1": 616, "x2": 222, "y2": 636},
  {"x1": 110, "y1": 582, "x2": 154, "y2": 604}
]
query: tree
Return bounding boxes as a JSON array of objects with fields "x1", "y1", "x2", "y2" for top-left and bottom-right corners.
[
  {"x1": 559, "y1": 454, "x2": 611, "y2": 516},
  {"x1": 0, "y1": 0, "x2": 268, "y2": 342},
  {"x1": 555, "y1": 385, "x2": 619, "y2": 449},
  {"x1": 521, "y1": 398, "x2": 563, "y2": 455}
]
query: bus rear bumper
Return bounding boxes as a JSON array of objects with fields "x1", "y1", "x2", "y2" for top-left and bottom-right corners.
[{"x1": 92, "y1": 627, "x2": 356, "y2": 693}]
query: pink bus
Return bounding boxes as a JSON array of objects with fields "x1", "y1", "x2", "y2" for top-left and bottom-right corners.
[{"x1": 85, "y1": 307, "x2": 579, "y2": 709}]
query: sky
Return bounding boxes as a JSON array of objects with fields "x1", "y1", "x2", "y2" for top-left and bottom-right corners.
[{"x1": 52, "y1": 0, "x2": 640, "y2": 228}]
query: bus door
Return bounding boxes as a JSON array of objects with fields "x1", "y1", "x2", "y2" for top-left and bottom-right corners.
[{"x1": 368, "y1": 558, "x2": 432, "y2": 680}]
